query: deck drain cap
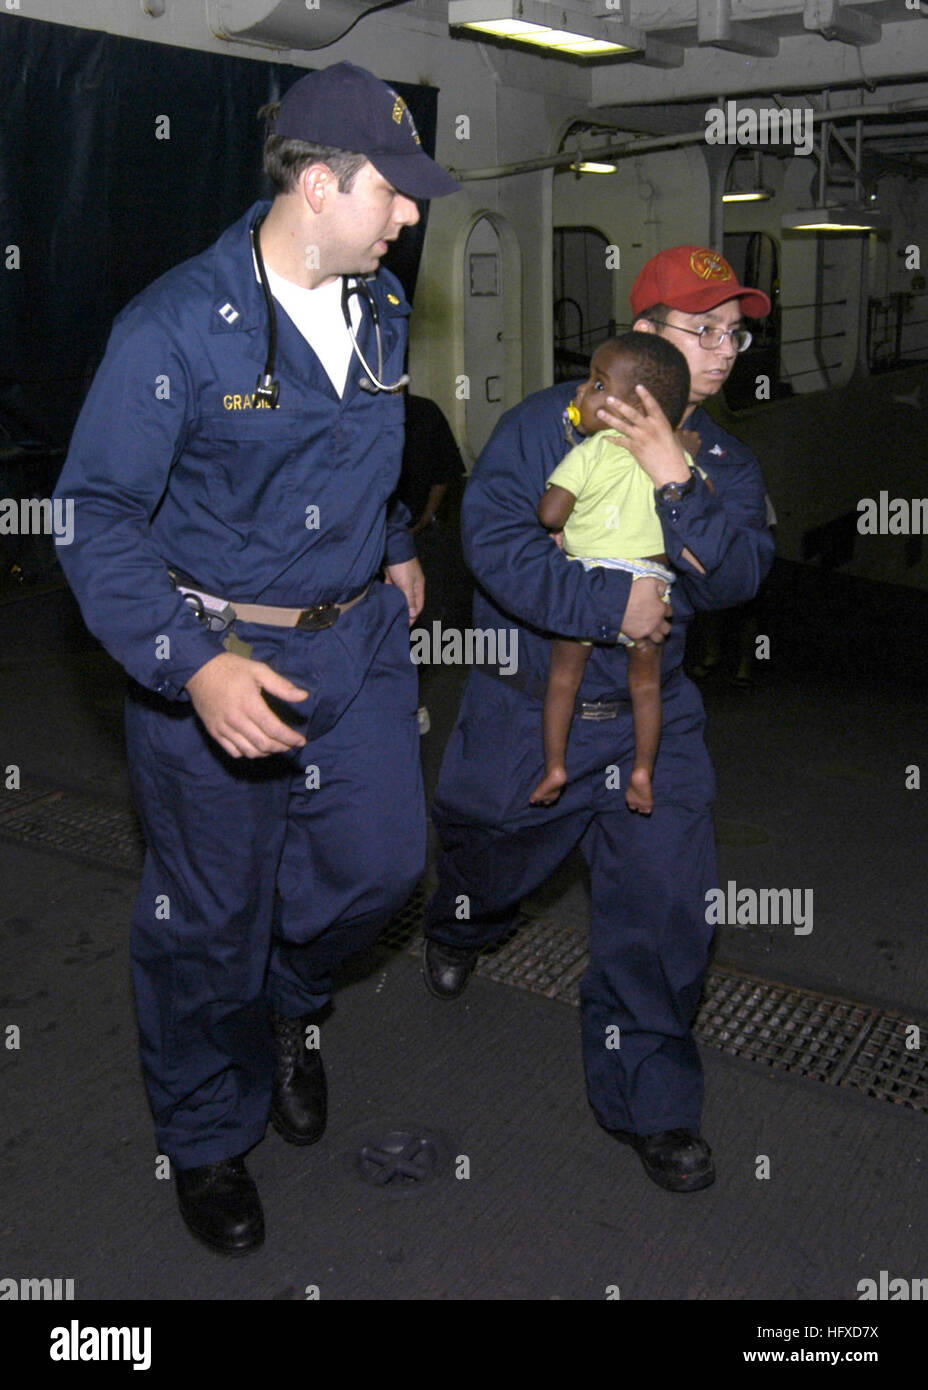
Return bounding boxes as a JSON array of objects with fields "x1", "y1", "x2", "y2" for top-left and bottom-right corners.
[{"x1": 351, "y1": 1127, "x2": 452, "y2": 1194}]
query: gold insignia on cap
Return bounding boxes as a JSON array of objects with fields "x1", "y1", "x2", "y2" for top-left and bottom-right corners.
[
  {"x1": 690, "y1": 249, "x2": 733, "y2": 283},
  {"x1": 390, "y1": 90, "x2": 422, "y2": 145}
]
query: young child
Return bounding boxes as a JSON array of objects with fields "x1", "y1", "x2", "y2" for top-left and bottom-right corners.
[{"x1": 530, "y1": 332, "x2": 708, "y2": 812}]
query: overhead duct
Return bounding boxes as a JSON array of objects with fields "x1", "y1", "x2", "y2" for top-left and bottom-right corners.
[
  {"x1": 697, "y1": 0, "x2": 779, "y2": 57},
  {"x1": 208, "y1": 0, "x2": 387, "y2": 49},
  {"x1": 803, "y1": 0, "x2": 881, "y2": 44}
]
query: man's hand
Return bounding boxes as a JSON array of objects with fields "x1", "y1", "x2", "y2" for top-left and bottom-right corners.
[
  {"x1": 621, "y1": 576, "x2": 672, "y2": 645},
  {"x1": 186, "y1": 652, "x2": 309, "y2": 759},
  {"x1": 384, "y1": 556, "x2": 425, "y2": 624},
  {"x1": 410, "y1": 483, "x2": 447, "y2": 536},
  {"x1": 598, "y1": 385, "x2": 691, "y2": 488}
]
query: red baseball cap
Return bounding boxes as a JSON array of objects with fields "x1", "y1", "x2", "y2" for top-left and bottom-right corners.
[{"x1": 630, "y1": 246, "x2": 771, "y2": 320}]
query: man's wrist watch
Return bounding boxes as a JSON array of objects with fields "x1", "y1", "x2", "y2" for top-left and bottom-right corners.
[{"x1": 655, "y1": 475, "x2": 696, "y2": 505}]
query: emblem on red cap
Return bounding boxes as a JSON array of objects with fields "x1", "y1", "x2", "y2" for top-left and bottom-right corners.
[{"x1": 690, "y1": 250, "x2": 734, "y2": 283}]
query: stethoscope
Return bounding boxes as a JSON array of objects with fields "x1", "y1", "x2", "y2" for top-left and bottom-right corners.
[{"x1": 250, "y1": 213, "x2": 409, "y2": 405}]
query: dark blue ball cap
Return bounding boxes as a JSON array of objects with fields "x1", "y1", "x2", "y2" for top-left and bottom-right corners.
[{"x1": 274, "y1": 62, "x2": 460, "y2": 200}]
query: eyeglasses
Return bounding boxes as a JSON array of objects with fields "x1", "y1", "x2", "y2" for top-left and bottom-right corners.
[{"x1": 646, "y1": 319, "x2": 753, "y2": 353}]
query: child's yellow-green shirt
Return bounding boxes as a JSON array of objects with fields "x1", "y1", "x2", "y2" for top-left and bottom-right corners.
[{"x1": 547, "y1": 429, "x2": 695, "y2": 559}]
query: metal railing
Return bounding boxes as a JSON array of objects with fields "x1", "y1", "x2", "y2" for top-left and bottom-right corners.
[
  {"x1": 868, "y1": 291, "x2": 928, "y2": 373},
  {"x1": 553, "y1": 305, "x2": 618, "y2": 382}
]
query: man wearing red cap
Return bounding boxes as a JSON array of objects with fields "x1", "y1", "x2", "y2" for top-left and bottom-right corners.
[
  {"x1": 55, "y1": 62, "x2": 458, "y2": 1253},
  {"x1": 626, "y1": 245, "x2": 771, "y2": 434},
  {"x1": 422, "y1": 246, "x2": 774, "y2": 1193}
]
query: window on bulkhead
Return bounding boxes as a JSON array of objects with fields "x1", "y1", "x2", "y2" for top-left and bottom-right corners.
[{"x1": 553, "y1": 227, "x2": 616, "y2": 384}]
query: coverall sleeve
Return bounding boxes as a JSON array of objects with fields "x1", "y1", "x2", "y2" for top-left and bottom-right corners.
[
  {"x1": 384, "y1": 495, "x2": 417, "y2": 565},
  {"x1": 656, "y1": 444, "x2": 775, "y2": 611},
  {"x1": 53, "y1": 307, "x2": 225, "y2": 699},
  {"x1": 461, "y1": 404, "x2": 633, "y2": 643}
]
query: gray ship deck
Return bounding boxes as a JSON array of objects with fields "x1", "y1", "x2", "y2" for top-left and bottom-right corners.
[{"x1": 1, "y1": 548, "x2": 926, "y2": 1336}]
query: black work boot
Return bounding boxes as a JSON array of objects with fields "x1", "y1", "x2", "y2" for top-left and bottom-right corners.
[
  {"x1": 269, "y1": 1010, "x2": 327, "y2": 1145},
  {"x1": 422, "y1": 938, "x2": 479, "y2": 1000},
  {"x1": 613, "y1": 1128, "x2": 715, "y2": 1192},
  {"x1": 175, "y1": 1156, "x2": 265, "y2": 1255}
]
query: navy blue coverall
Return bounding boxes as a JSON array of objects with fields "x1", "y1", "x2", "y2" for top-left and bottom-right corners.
[
  {"x1": 54, "y1": 202, "x2": 426, "y2": 1168},
  {"x1": 425, "y1": 384, "x2": 775, "y2": 1136}
]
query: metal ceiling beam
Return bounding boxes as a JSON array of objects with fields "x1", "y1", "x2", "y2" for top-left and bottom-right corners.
[
  {"x1": 803, "y1": 0, "x2": 882, "y2": 44},
  {"x1": 592, "y1": 20, "x2": 928, "y2": 104},
  {"x1": 640, "y1": 34, "x2": 686, "y2": 65},
  {"x1": 697, "y1": 0, "x2": 780, "y2": 56}
]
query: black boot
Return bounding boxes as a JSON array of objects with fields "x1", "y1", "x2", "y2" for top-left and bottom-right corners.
[
  {"x1": 422, "y1": 938, "x2": 479, "y2": 1000},
  {"x1": 612, "y1": 1128, "x2": 715, "y2": 1192},
  {"x1": 269, "y1": 1010, "x2": 328, "y2": 1145},
  {"x1": 175, "y1": 1156, "x2": 265, "y2": 1255}
]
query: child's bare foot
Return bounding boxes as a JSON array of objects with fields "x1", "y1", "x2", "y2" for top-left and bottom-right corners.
[
  {"x1": 625, "y1": 767, "x2": 654, "y2": 815},
  {"x1": 530, "y1": 765, "x2": 568, "y2": 805}
]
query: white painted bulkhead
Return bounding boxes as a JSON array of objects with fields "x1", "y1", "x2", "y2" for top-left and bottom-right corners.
[{"x1": 8, "y1": 0, "x2": 928, "y2": 587}]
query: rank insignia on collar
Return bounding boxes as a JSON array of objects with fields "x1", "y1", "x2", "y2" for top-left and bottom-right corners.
[
  {"x1": 387, "y1": 294, "x2": 400, "y2": 305},
  {"x1": 709, "y1": 443, "x2": 726, "y2": 456}
]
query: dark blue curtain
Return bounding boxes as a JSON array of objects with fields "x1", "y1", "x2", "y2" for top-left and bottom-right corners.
[{"x1": 0, "y1": 13, "x2": 438, "y2": 450}]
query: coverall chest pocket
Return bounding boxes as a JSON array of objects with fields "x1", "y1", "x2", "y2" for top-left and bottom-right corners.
[{"x1": 198, "y1": 413, "x2": 311, "y2": 532}]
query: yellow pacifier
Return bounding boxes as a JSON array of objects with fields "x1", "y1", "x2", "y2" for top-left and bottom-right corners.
[{"x1": 567, "y1": 401, "x2": 582, "y2": 428}]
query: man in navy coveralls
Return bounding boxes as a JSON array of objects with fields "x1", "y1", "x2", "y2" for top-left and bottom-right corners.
[
  {"x1": 423, "y1": 247, "x2": 775, "y2": 1193},
  {"x1": 55, "y1": 63, "x2": 458, "y2": 1253}
]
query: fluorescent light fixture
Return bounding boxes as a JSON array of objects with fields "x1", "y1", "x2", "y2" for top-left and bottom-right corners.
[
  {"x1": 790, "y1": 219, "x2": 871, "y2": 230},
  {"x1": 781, "y1": 205, "x2": 889, "y2": 233},
  {"x1": 449, "y1": 0, "x2": 642, "y2": 56},
  {"x1": 723, "y1": 152, "x2": 771, "y2": 205},
  {"x1": 554, "y1": 38, "x2": 628, "y2": 53},
  {"x1": 463, "y1": 17, "x2": 537, "y2": 32},
  {"x1": 572, "y1": 160, "x2": 619, "y2": 174}
]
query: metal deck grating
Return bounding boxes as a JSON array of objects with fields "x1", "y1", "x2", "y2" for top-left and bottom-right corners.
[
  {"x1": 3, "y1": 777, "x2": 928, "y2": 1114},
  {"x1": 382, "y1": 886, "x2": 928, "y2": 1115},
  {"x1": 694, "y1": 972, "x2": 874, "y2": 1084},
  {"x1": 846, "y1": 1016, "x2": 928, "y2": 1109},
  {"x1": 0, "y1": 781, "x2": 145, "y2": 875}
]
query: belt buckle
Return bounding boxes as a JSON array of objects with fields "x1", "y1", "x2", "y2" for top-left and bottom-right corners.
[
  {"x1": 296, "y1": 602, "x2": 339, "y2": 632},
  {"x1": 580, "y1": 700, "x2": 620, "y2": 721},
  {"x1": 177, "y1": 589, "x2": 234, "y2": 633}
]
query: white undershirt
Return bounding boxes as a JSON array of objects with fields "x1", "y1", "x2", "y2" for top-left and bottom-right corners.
[{"x1": 255, "y1": 255, "x2": 362, "y2": 397}]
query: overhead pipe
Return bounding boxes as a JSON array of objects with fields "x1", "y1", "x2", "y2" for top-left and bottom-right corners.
[{"x1": 452, "y1": 97, "x2": 928, "y2": 180}]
